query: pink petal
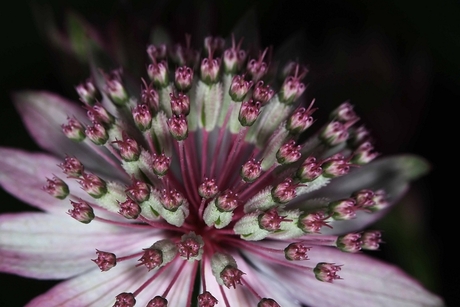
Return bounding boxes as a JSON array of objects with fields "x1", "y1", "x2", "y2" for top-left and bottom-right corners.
[
  {"x1": 0, "y1": 212, "x2": 155, "y2": 279},
  {"x1": 246, "y1": 243, "x2": 443, "y2": 307},
  {"x1": 12, "y1": 91, "x2": 125, "y2": 178}
]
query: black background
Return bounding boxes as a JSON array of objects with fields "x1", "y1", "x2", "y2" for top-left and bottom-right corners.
[{"x1": 0, "y1": 0, "x2": 457, "y2": 306}]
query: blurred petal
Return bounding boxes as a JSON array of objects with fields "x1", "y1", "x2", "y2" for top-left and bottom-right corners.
[{"x1": 0, "y1": 212, "x2": 155, "y2": 279}]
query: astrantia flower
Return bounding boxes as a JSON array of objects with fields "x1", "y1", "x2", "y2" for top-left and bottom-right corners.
[{"x1": 0, "y1": 19, "x2": 443, "y2": 307}]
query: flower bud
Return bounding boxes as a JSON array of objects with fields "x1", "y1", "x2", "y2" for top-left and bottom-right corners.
[
  {"x1": 62, "y1": 117, "x2": 86, "y2": 142},
  {"x1": 229, "y1": 75, "x2": 253, "y2": 102},
  {"x1": 148, "y1": 61, "x2": 169, "y2": 88},
  {"x1": 238, "y1": 99, "x2": 261, "y2": 126},
  {"x1": 68, "y1": 200, "x2": 95, "y2": 224},
  {"x1": 175, "y1": 66, "x2": 194, "y2": 92},
  {"x1": 167, "y1": 114, "x2": 188, "y2": 140},
  {"x1": 92, "y1": 249, "x2": 117, "y2": 271},
  {"x1": 43, "y1": 176, "x2": 69, "y2": 199}
]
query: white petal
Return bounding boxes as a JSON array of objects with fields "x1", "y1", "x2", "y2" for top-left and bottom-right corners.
[{"x1": 0, "y1": 212, "x2": 156, "y2": 279}]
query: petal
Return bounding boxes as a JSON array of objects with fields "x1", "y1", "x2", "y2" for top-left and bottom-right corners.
[
  {"x1": 245, "y1": 243, "x2": 443, "y2": 307},
  {"x1": 0, "y1": 212, "x2": 155, "y2": 279},
  {"x1": 26, "y1": 259, "x2": 195, "y2": 307},
  {"x1": 302, "y1": 154, "x2": 430, "y2": 234},
  {"x1": 12, "y1": 91, "x2": 125, "y2": 178}
]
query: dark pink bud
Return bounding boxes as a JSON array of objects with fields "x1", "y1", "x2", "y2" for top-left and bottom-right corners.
[
  {"x1": 146, "y1": 296, "x2": 168, "y2": 307},
  {"x1": 75, "y1": 79, "x2": 100, "y2": 105},
  {"x1": 85, "y1": 121, "x2": 108, "y2": 145},
  {"x1": 240, "y1": 159, "x2": 262, "y2": 183},
  {"x1": 152, "y1": 153, "x2": 171, "y2": 176},
  {"x1": 103, "y1": 69, "x2": 128, "y2": 106},
  {"x1": 321, "y1": 154, "x2": 352, "y2": 178},
  {"x1": 147, "y1": 44, "x2": 167, "y2": 61},
  {"x1": 198, "y1": 291, "x2": 218, "y2": 307},
  {"x1": 59, "y1": 156, "x2": 84, "y2": 177},
  {"x1": 298, "y1": 211, "x2": 330, "y2": 233},
  {"x1": 132, "y1": 104, "x2": 153, "y2": 131},
  {"x1": 147, "y1": 61, "x2": 169, "y2": 88},
  {"x1": 286, "y1": 102, "x2": 316, "y2": 134},
  {"x1": 126, "y1": 179, "x2": 151, "y2": 203},
  {"x1": 223, "y1": 37, "x2": 246, "y2": 73},
  {"x1": 361, "y1": 230, "x2": 382, "y2": 250},
  {"x1": 175, "y1": 66, "x2": 194, "y2": 92},
  {"x1": 239, "y1": 99, "x2": 261, "y2": 126},
  {"x1": 118, "y1": 198, "x2": 141, "y2": 219},
  {"x1": 247, "y1": 48, "x2": 269, "y2": 81},
  {"x1": 167, "y1": 114, "x2": 188, "y2": 140},
  {"x1": 336, "y1": 233, "x2": 362, "y2": 253},
  {"x1": 276, "y1": 140, "x2": 301, "y2": 164},
  {"x1": 137, "y1": 247, "x2": 163, "y2": 271},
  {"x1": 296, "y1": 156, "x2": 323, "y2": 182},
  {"x1": 170, "y1": 92, "x2": 190, "y2": 115},
  {"x1": 92, "y1": 249, "x2": 117, "y2": 271},
  {"x1": 229, "y1": 75, "x2": 253, "y2": 102},
  {"x1": 215, "y1": 190, "x2": 239, "y2": 212},
  {"x1": 271, "y1": 178, "x2": 297, "y2": 203},
  {"x1": 351, "y1": 141, "x2": 379, "y2": 165},
  {"x1": 252, "y1": 80, "x2": 274, "y2": 105},
  {"x1": 62, "y1": 117, "x2": 86, "y2": 142},
  {"x1": 78, "y1": 172, "x2": 107, "y2": 198},
  {"x1": 113, "y1": 292, "x2": 136, "y2": 307},
  {"x1": 112, "y1": 134, "x2": 140, "y2": 162},
  {"x1": 331, "y1": 101, "x2": 359, "y2": 122},
  {"x1": 177, "y1": 233, "x2": 204, "y2": 260},
  {"x1": 68, "y1": 200, "x2": 95, "y2": 224},
  {"x1": 258, "y1": 208, "x2": 291, "y2": 231},
  {"x1": 160, "y1": 189, "x2": 184, "y2": 211},
  {"x1": 220, "y1": 265, "x2": 244, "y2": 289},
  {"x1": 314, "y1": 263, "x2": 342, "y2": 283},
  {"x1": 198, "y1": 178, "x2": 219, "y2": 199},
  {"x1": 200, "y1": 55, "x2": 221, "y2": 84},
  {"x1": 328, "y1": 198, "x2": 357, "y2": 220},
  {"x1": 284, "y1": 243, "x2": 310, "y2": 261},
  {"x1": 141, "y1": 78, "x2": 159, "y2": 110},
  {"x1": 43, "y1": 176, "x2": 69, "y2": 199},
  {"x1": 86, "y1": 103, "x2": 114, "y2": 126}
]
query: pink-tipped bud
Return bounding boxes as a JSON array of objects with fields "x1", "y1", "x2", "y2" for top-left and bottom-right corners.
[
  {"x1": 177, "y1": 232, "x2": 204, "y2": 260},
  {"x1": 220, "y1": 265, "x2": 244, "y2": 289},
  {"x1": 167, "y1": 114, "x2": 188, "y2": 140},
  {"x1": 336, "y1": 233, "x2": 362, "y2": 253},
  {"x1": 314, "y1": 262, "x2": 342, "y2": 283},
  {"x1": 78, "y1": 172, "x2": 107, "y2": 198},
  {"x1": 229, "y1": 75, "x2": 253, "y2": 102},
  {"x1": 138, "y1": 247, "x2": 163, "y2": 271},
  {"x1": 348, "y1": 125, "x2": 372, "y2": 148},
  {"x1": 141, "y1": 78, "x2": 160, "y2": 110},
  {"x1": 43, "y1": 176, "x2": 69, "y2": 199},
  {"x1": 86, "y1": 103, "x2": 114, "y2": 126},
  {"x1": 152, "y1": 153, "x2": 171, "y2": 176},
  {"x1": 239, "y1": 99, "x2": 261, "y2": 126},
  {"x1": 146, "y1": 296, "x2": 168, "y2": 307},
  {"x1": 62, "y1": 117, "x2": 86, "y2": 142},
  {"x1": 271, "y1": 178, "x2": 297, "y2": 203},
  {"x1": 240, "y1": 159, "x2": 262, "y2": 183},
  {"x1": 200, "y1": 56, "x2": 221, "y2": 84},
  {"x1": 321, "y1": 154, "x2": 351, "y2": 178},
  {"x1": 328, "y1": 198, "x2": 357, "y2": 220},
  {"x1": 284, "y1": 242, "x2": 310, "y2": 261},
  {"x1": 198, "y1": 178, "x2": 219, "y2": 199},
  {"x1": 276, "y1": 140, "x2": 301, "y2": 164},
  {"x1": 247, "y1": 49, "x2": 269, "y2": 81},
  {"x1": 75, "y1": 79, "x2": 100, "y2": 105},
  {"x1": 112, "y1": 134, "x2": 140, "y2": 162},
  {"x1": 92, "y1": 249, "x2": 117, "y2": 271},
  {"x1": 68, "y1": 200, "x2": 95, "y2": 224},
  {"x1": 286, "y1": 104, "x2": 316, "y2": 134},
  {"x1": 175, "y1": 66, "x2": 194, "y2": 92},
  {"x1": 126, "y1": 179, "x2": 151, "y2": 203},
  {"x1": 351, "y1": 141, "x2": 379, "y2": 165},
  {"x1": 352, "y1": 189, "x2": 376, "y2": 210},
  {"x1": 368, "y1": 189, "x2": 388, "y2": 212},
  {"x1": 132, "y1": 104, "x2": 153, "y2": 131},
  {"x1": 215, "y1": 190, "x2": 239, "y2": 212},
  {"x1": 60, "y1": 156, "x2": 84, "y2": 177},
  {"x1": 118, "y1": 198, "x2": 141, "y2": 219},
  {"x1": 160, "y1": 189, "x2": 184, "y2": 211},
  {"x1": 223, "y1": 47, "x2": 246, "y2": 74},
  {"x1": 147, "y1": 44, "x2": 167, "y2": 61},
  {"x1": 361, "y1": 230, "x2": 382, "y2": 250},
  {"x1": 252, "y1": 80, "x2": 274, "y2": 105},
  {"x1": 296, "y1": 156, "x2": 323, "y2": 182},
  {"x1": 279, "y1": 76, "x2": 306, "y2": 104},
  {"x1": 170, "y1": 92, "x2": 190, "y2": 115},
  {"x1": 85, "y1": 121, "x2": 109, "y2": 145},
  {"x1": 331, "y1": 101, "x2": 359, "y2": 122},
  {"x1": 298, "y1": 211, "x2": 330, "y2": 233},
  {"x1": 103, "y1": 69, "x2": 128, "y2": 106},
  {"x1": 147, "y1": 61, "x2": 169, "y2": 88},
  {"x1": 113, "y1": 292, "x2": 136, "y2": 307},
  {"x1": 258, "y1": 208, "x2": 291, "y2": 232},
  {"x1": 320, "y1": 121, "x2": 349, "y2": 146},
  {"x1": 258, "y1": 298, "x2": 281, "y2": 307},
  {"x1": 198, "y1": 291, "x2": 218, "y2": 307}
]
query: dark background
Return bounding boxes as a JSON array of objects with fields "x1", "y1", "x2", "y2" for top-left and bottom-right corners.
[{"x1": 0, "y1": 0, "x2": 457, "y2": 306}]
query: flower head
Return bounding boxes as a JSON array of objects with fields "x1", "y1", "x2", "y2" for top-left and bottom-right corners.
[{"x1": 0, "y1": 13, "x2": 443, "y2": 307}]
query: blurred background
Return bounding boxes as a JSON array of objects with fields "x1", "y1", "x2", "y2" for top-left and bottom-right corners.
[{"x1": 0, "y1": 0, "x2": 457, "y2": 306}]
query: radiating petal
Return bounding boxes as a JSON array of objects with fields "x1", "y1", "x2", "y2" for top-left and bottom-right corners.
[
  {"x1": 245, "y1": 242, "x2": 443, "y2": 307},
  {"x1": 0, "y1": 213, "x2": 156, "y2": 279},
  {"x1": 12, "y1": 91, "x2": 125, "y2": 178}
]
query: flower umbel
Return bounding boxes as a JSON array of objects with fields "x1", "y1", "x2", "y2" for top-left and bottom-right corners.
[{"x1": 0, "y1": 26, "x2": 443, "y2": 307}]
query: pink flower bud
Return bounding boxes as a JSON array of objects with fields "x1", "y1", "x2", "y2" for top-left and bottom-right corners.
[
  {"x1": 68, "y1": 200, "x2": 95, "y2": 224},
  {"x1": 92, "y1": 249, "x2": 117, "y2": 271},
  {"x1": 170, "y1": 92, "x2": 190, "y2": 115},
  {"x1": 167, "y1": 114, "x2": 188, "y2": 140},
  {"x1": 62, "y1": 117, "x2": 86, "y2": 142},
  {"x1": 43, "y1": 176, "x2": 69, "y2": 199},
  {"x1": 229, "y1": 75, "x2": 253, "y2": 101},
  {"x1": 314, "y1": 262, "x2": 342, "y2": 283},
  {"x1": 175, "y1": 66, "x2": 194, "y2": 92},
  {"x1": 132, "y1": 104, "x2": 152, "y2": 131},
  {"x1": 239, "y1": 99, "x2": 261, "y2": 126},
  {"x1": 276, "y1": 140, "x2": 301, "y2": 164}
]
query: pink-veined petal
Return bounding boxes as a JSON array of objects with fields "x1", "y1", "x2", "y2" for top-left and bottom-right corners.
[
  {"x1": 0, "y1": 212, "x2": 156, "y2": 279},
  {"x1": 244, "y1": 242, "x2": 443, "y2": 307},
  {"x1": 12, "y1": 91, "x2": 125, "y2": 178}
]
